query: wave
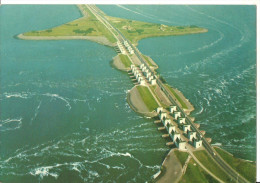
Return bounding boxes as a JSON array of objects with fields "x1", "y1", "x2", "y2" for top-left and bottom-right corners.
[
  {"x1": 30, "y1": 166, "x2": 59, "y2": 180},
  {"x1": 3, "y1": 92, "x2": 34, "y2": 99},
  {"x1": 0, "y1": 117, "x2": 23, "y2": 132},
  {"x1": 116, "y1": 5, "x2": 173, "y2": 24},
  {"x1": 43, "y1": 93, "x2": 71, "y2": 110}
]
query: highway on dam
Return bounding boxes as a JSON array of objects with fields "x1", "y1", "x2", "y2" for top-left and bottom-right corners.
[{"x1": 87, "y1": 5, "x2": 250, "y2": 183}]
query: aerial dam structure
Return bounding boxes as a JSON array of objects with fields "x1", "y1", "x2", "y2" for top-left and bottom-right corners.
[{"x1": 86, "y1": 5, "x2": 250, "y2": 183}]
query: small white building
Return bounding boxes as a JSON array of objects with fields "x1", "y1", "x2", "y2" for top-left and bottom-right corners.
[
  {"x1": 124, "y1": 40, "x2": 129, "y2": 47},
  {"x1": 170, "y1": 106, "x2": 177, "y2": 113},
  {"x1": 173, "y1": 112, "x2": 181, "y2": 120},
  {"x1": 172, "y1": 133, "x2": 181, "y2": 142},
  {"x1": 188, "y1": 131, "x2": 197, "y2": 141},
  {"x1": 134, "y1": 70, "x2": 139, "y2": 75},
  {"x1": 139, "y1": 80, "x2": 146, "y2": 85},
  {"x1": 132, "y1": 67, "x2": 136, "y2": 73},
  {"x1": 163, "y1": 118, "x2": 171, "y2": 127},
  {"x1": 135, "y1": 74, "x2": 141, "y2": 80},
  {"x1": 182, "y1": 124, "x2": 191, "y2": 133},
  {"x1": 160, "y1": 112, "x2": 167, "y2": 121},
  {"x1": 138, "y1": 76, "x2": 143, "y2": 83},
  {"x1": 168, "y1": 125, "x2": 176, "y2": 134},
  {"x1": 178, "y1": 117, "x2": 186, "y2": 124},
  {"x1": 148, "y1": 76, "x2": 154, "y2": 82},
  {"x1": 140, "y1": 64, "x2": 144, "y2": 69},
  {"x1": 150, "y1": 79, "x2": 156, "y2": 85},
  {"x1": 156, "y1": 107, "x2": 163, "y2": 114},
  {"x1": 145, "y1": 72, "x2": 151, "y2": 78},
  {"x1": 131, "y1": 64, "x2": 135, "y2": 69},
  {"x1": 142, "y1": 67, "x2": 147, "y2": 72},
  {"x1": 177, "y1": 140, "x2": 186, "y2": 150},
  {"x1": 194, "y1": 139, "x2": 202, "y2": 148}
]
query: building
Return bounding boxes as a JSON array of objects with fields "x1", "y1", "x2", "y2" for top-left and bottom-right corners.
[
  {"x1": 148, "y1": 76, "x2": 154, "y2": 82},
  {"x1": 137, "y1": 76, "x2": 143, "y2": 83},
  {"x1": 173, "y1": 111, "x2": 181, "y2": 120},
  {"x1": 150, "y1": 79, "x2": 156, "y2": 85},
  {"x1": 168, "y1": 125, "x2": 176, "y2": 134},
  {"x1": 193, "y1": 139, "x2": 202, "y2": 148},
  {"x1": 160, "y1": 112, "x2": 167, "y2": 121},
  {"x1": 135, "y1": 73, "x2": 141, "y2": 80},
  {"x1": 172, "y1": 133, "x2": 181, "y2": 142},
  {"x1": 176, "y1": 139, "x2": 186, "y2": 150},
  {"x1": 131, "y1": 64, "x2": 135, "y2": 69},
  {"x1": 163, "y1": 118, "x2": 171, "y2": 127},
  {"x1": 178, "y1": 117, "x2": 186, "y2": 124},
  {"x1": 170, "y1": 106, "x2": 177, "y2": 113},
  {"x1": 188, "y1": 131, "x2": 197, "y2": 141},
  {"x1": 182, "y1": 124, "x2": 191, "y2": 133},
  {"x1": 117, "y1": 41, "x2": 126, "y2": 55},
  {"x1": 156, "y1": 107, "x2": 163, "y2": 114},
  {"x1": 145, "y1": 72, "x2": 151, "y2": 78},
  {"x1": 140, "y1": 64, "x2": 144, "y2": 69},
  {"x1": 139, "y1": 79, "x2": 146, "y2": 85}
]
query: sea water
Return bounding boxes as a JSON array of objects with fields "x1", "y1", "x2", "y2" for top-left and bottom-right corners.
[{"x1": 0, "y1": 5, "x2": 256, "y2": 182}]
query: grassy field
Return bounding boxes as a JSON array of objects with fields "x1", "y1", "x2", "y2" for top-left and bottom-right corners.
[
  {"x1": 136, "y1": 86, "x2": 159, "y2": 112},
  {"x1": 165, "y1": 84, "x2": 188, "y2": 109},
  {"x1": 214, "y1": 147, "x2": 256, "y2": 183},
  {"x1": 22, "y1": 5, "x2": 207, "y2": 45},
  {"x1": 23, "y1": 5, "x2": 116, "y2": 43},
  {"x1": 174, "y1": 150, "x2": 189, "y2": 167},
  {"x1": 107, "y1": 16, "x2": 207, "y2": 44},
  {"x1": 193, "y1": 150, "x2": 233, "y2": 182},
  {"x1": 180, "y1": 158, "x2": 219, "y2": 183},
  {"x1": 119, "y1": 54, "x2": 132, "y2": 68}
]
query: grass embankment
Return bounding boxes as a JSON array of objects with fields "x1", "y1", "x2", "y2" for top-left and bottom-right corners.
[
  {"x1": 174, "y1": 150, "x2": 189, "y2": 167},
  {"x1": 136, "y1": 86, "x2": 159, "y2": 112},
  {"x1": 193, "y1": 150, "x2": 233, "y2": 182},
  {"x1": 23, "y1": 5, "x2": 116, "y2": 43},
  {"x1": 214, "y1": 147, "x2": 256, "y2": 183},
  {"x1": 142, "y1": 55, "x2": 154, "y2": 67},
  {"x1": 107, "y1": 16, "x2": 208, "y2": 45},
  {"x1": 165, "y1": 84, "x2": 188, "y2": 109},
  {"x1": 180, "y1": 158, "x2": 219, "y2": 183},
  {"x1": 119, "y1": 54, "x2": 132, "y2": 68}
]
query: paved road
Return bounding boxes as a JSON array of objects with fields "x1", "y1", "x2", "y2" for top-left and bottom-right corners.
[{"x1": 86, "y1": 5, "x2": 250, "y2": 183}]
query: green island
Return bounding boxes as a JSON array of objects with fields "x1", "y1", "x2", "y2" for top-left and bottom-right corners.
[{"x1": 19, "y1": 4, "x2": 256, "y2": 183}]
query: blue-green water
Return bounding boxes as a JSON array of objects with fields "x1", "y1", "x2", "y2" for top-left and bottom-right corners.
[{"x1": 0, "y1": 5, "x2": 256, "y2": 182}]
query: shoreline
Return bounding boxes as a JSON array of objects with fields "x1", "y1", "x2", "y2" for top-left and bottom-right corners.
[{"x1": 16, "y1": 34, "x2": 116, "y2": 47}]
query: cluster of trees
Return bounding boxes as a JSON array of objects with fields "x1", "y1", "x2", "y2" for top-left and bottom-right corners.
[
  {"x1": 73, "y1": 28, "x2": 95, "y2": 34},
  {"x1": 127, "y1": 29, "x2": 144, "y2": 34}
]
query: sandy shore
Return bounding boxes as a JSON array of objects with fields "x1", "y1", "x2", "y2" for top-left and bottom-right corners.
[
  {"x1": 127, "y1": 86, "x2": 157, "y2": 117},
  {"x1": 155, "y1": 149, "x2": 183, "y2": 183},
  {"x1": 112, "y1": 54, "x2": 128, "y2": 71},
  {"x1": 17, "y1": 34, "x2": 116, "y2": 47}
]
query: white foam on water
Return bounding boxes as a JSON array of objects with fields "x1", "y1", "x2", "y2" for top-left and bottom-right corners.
[
  {"x1": 43, "y1": 93, "x2": 71, "y2": 110},
  {"x1": 0, "y1": 117, "x2": 23, "y2": 131},
  {"x1": 3, "y1": 92, "x2": 33, "y2": 99}
]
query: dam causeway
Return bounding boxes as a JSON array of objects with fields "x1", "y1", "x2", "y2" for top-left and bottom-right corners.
[
  {"x1": 115, "y1": 39, "x2": 208, "y2": 151},
  {"x1": 86, "y1": 5, "x2": 251, "y2": 182}
]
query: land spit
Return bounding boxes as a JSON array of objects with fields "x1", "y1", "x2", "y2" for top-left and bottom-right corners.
[{"x1": 17, "y1": 34, "x2": 115, "y2": 47}]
